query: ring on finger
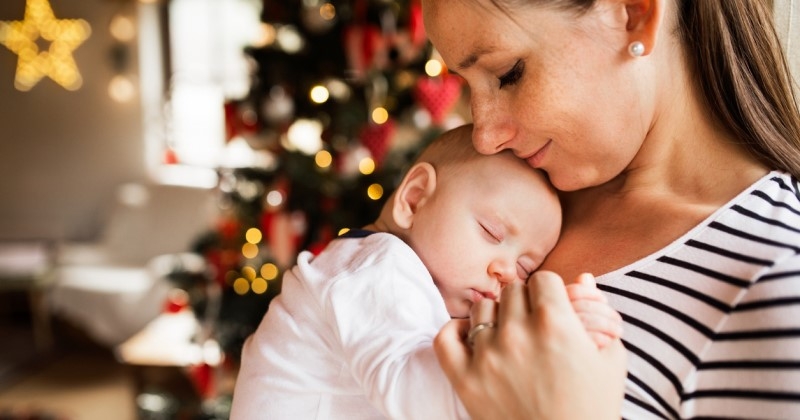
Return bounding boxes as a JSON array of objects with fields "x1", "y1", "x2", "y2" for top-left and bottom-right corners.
[{"x1": 467, "y1": 322, "x2": 496, "y2": 348}]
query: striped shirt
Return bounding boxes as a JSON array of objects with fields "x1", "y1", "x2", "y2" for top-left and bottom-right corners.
[{"x1": 601, "y1": 171, "x2": 800, "y2": 419}]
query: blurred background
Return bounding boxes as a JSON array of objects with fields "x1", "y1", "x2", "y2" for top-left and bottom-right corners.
[{"x1": 0, "y1": 0, "x2": 798, "y2": 419}]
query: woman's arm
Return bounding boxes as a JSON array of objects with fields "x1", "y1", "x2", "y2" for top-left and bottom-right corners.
[{"x1": 434, "y1": 271, "x2": 627, "y2": 419}]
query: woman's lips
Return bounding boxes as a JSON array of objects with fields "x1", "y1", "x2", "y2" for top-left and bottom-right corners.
[{"x1": 524, "y1": 140, "x2": 552, "y2": 168}]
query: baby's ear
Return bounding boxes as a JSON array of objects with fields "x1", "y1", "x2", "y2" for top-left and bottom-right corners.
[{"x1": 392, "y1": 162, "x2": 437, "y2": 229}]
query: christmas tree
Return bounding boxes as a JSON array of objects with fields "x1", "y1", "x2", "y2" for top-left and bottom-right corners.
[{"x1": 192, "y1": 0, "x2": 466, "y2": 359}]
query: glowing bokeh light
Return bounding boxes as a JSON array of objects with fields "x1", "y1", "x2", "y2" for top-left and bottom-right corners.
[
  {"x1": 425, "y1": 59, "x2": 443, "y2": 77},
  {"x1": 286, "y1": 118, "x2": 324, "y2": 155},
  {"x1": 109, "y1": 14, "x2": 135, "y2": 42},
  {"x1": 241, "y1": 266, "x2": 257, "y2": 280},
  {"x1": 260, "y1": 263, "x2": 279, "y2": 280},
  {"x1": 0, "y1": 0, "x2": 91, "y2": 91},
  {"x1": 108, "y1": 75, "x2": 135, "y2": 102},
  {"x1": 319, "y1": 3, "x2": 336, "y2": 20},
  {"x1": 367, "y1": 183, "x2": 384, "y2": 200},
  {"x1": 245, "y1": 227, "x2": 263, "y2": 244},
  {"x1": 233, "y1": 278, "x2": 250, "y2": 295},
  {"x1": 359, "y1": 157, "x2": 375, "y2": 175},
  {"x1": 315, "y1": 150, "x2": 333, "y2": 168},
  {"x1": 309, "y1": 85, "x2": 329, "y2": 103},
  {"x1": 242, "y1": 243, "x2": 259, "y2": 259},
  {"x1": 266, "y1": 190, "x2": 284, "y2": 207},
  {"x1": 254, "y1": 23, "x2": 277, "y2": 47},
  {"x1": 371, "y1": 107, "x2": 389, "y2": 124},
  {"x1": 251, "y1": 278, "x2": 268, "y2": 294}
]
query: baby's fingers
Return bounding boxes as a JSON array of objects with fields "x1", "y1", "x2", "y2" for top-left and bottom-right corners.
[
  {"x1": 566, "y1": 273, "x2": 607, "y2": 303},
  {"x1": 587, "y1": 331, "x2": 615, "y2": 349},
  {"x1": 573, "y1": 300, "x2": 624, "y2": 339}
]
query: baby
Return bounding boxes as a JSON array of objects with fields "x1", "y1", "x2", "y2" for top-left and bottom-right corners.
[{"x1": 230, "y1": 124, "x2": 621, "y2": 419}]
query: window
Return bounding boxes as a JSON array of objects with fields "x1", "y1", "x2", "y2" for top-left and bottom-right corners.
[{"x1": 138, "y1": 0, "x2": 262, "y2": 188}]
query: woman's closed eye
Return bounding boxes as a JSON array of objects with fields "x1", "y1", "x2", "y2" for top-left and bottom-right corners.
[{"x1": 498, "y1": 60, "x2": 524, "y2": 88}]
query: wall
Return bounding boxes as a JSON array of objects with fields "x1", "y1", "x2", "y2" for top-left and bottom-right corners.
[{"x1": 0, "y1": 0, "x2": 145, "y2": 241}]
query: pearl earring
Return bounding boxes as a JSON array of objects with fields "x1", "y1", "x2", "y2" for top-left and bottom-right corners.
[{"x1": 628, "y1": 41, "x2": 645, "y2": 57}]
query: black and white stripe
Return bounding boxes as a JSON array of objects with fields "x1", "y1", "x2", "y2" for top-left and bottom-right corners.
[{"x1": 600, "y1": 172, "x2": 800, "y2": 419}]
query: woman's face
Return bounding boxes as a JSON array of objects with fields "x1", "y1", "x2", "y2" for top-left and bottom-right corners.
[{"x1": 422, "y1": 0, "x2": 654, "y2": 191}]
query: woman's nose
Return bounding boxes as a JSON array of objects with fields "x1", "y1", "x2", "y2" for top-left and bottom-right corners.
[{"x1": 471, "y1": 97, "x2": 515, "y2": 155}]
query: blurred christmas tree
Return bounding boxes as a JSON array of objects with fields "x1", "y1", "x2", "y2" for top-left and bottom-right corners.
[{"x1": 192, "y1": 0, "x2": 467, "y2": 359}]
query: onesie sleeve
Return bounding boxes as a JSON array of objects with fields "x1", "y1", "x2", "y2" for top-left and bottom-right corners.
[
  {"x1": 324, "y1": 238, "x2": 469, "y2": 419},
  {"x1": 689, "y1": 252, "x2": 800, "y2": 418}
]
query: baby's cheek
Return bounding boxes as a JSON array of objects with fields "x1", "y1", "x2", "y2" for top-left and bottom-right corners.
[{"x1": 446, "y1": 299, "x2": 470, "y2": 319}]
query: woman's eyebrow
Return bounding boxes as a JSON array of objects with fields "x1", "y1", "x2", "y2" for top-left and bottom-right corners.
[
  {"x1": 458, "y1": 53, "x2": 480, "y2": 70},
  {"x1": 456, "y1": 46, "x2": 492, "y2": 71}
]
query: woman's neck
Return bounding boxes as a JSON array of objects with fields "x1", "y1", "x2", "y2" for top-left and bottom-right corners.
[
  {"x1": 568, "y1": 62, "x2": 768, "y2": 210},
  {"x1": 547, "y1": 68, "x2": 769, "y2": 280}
]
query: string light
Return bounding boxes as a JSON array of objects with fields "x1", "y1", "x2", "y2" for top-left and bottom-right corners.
[
  {"x1": 260, "y1": 263, "x2": 279, "y2": 280},
  {"x1": 245, "y1": 227, "x2": 263, "y2": 244},
  {"x1": 286, "y1": 118, "x2": 324, "y2": 155},
  {"x1": 0, "y1": 0, "x2": 91, "y2": 91},
  {"x1": 253, "y1": 23, "x2": 277, "y2": 48},
  {"x1": 242, "y1": 243, "x2": 259, "y2": 259},
  {"x1": 241, "y1": 267, "x2": 256, "y2": 281},
  {"x1": 109, "y1": 14, "x2": 135, "y2": 42},
  {"x1": 367, "y1": 183, "x2": 384, "y2": 200},
  {"x1": 309, "y1": 85, "x2": 329, "y2": 103},
  {"x1": 425, "y1": 59, "x2": 444, "y2": 77},
  {"x1": 371, "y1": 107, "x2": 389, "y2": 124},
  {"x1": 359, "y1": 157, "x2": 375, "y2": 175},
  {"x1": 108, "y1": 75, "x2": 135, "y2": 103},
  {"x1": 315, "y1": 150, "x2": 333, "y2": 168},
  {"x1": 251, "y1": 278, "x2": 268, "y2": 294},
  {"x1": 233, "y1": 278, "x2": 250, "y2": 295},
  {"x1": 319, "y1": 3, "x2": 336, "y2": 20},
  {"x1": 266, "y1": 190, "x2": 284, "y2": 207}
]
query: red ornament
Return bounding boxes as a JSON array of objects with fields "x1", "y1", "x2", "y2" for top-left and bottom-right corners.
[
  {"x1": 359, "y1": 119, "x2": 396, "y2": 166},
  {"x1": 408, "y1": 0, "x2": 426, "y2": 47},
  {"x1": 189, "y1": 362, "x2": 215, "y2": 399},
  {"x1": 224, "y1": 101, "x2": 259, "y2": 142},
  {"x1": 163, "y1": 148, "x2": 179, "y2": 165},
  {"x1": 343, "y1": 24, "x2": 386, "y2": 78},
  {"x1": 414, "y1": 74, "x2": 463, "y2": 124}
]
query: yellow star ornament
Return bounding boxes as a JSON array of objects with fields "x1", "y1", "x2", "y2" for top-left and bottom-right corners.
[{"x1": 0, "y1": 0, "x2": 91, "y2": 91}]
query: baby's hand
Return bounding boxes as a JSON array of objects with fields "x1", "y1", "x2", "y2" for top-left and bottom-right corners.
[{"x1": 565, "y1": 273, "x2": 623, "y2": 349}]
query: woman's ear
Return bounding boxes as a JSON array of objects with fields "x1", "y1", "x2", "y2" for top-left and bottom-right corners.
[
  {"x1": 624, "y1": 0, "x2": 664, "y2": 56},
  {"x1": 392, "y1": 162, "x2": 437, "y2": 229}
]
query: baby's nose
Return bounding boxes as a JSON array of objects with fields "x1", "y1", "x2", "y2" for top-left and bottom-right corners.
[{"x1": 489, "y1": 259, "x2": 518, "y2": 284}]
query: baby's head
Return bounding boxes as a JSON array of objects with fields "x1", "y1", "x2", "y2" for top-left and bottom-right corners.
[{"x1": 377, "y1": 124, "x2": 562, "y2": 318}]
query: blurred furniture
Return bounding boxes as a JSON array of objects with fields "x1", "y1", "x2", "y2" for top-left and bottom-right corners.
[
  {"x1": 0, "y1": 241, "x2": 56, "y2": 352},
  {"x1": 48, "y1": 182, "x2": 217, "y2": 347}
]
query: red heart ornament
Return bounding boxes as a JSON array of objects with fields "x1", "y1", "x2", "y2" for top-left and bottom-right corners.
[
  {"x1": 414, "y1": 74, "x2": 463, "y2": 124},
  {"x1": 359, "y1": 119, "x2": 396, "y2": 167}
]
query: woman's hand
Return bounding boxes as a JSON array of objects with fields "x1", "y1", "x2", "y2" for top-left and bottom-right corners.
[{"x1": 434, "y1": 271, "x2": 627, "y2": 420}]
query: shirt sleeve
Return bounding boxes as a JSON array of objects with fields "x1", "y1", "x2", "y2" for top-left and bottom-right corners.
[
  {"x1": 688, "y1": 252, "x2": 800, "y2": 419},
  {"x1": 324, "y1": 242, "x2": 470, "y2": 419}
]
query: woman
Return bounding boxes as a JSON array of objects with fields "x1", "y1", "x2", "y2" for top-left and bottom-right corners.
[{"x1": 422, "y1": 0, "x2": 800, "y2": 418}]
